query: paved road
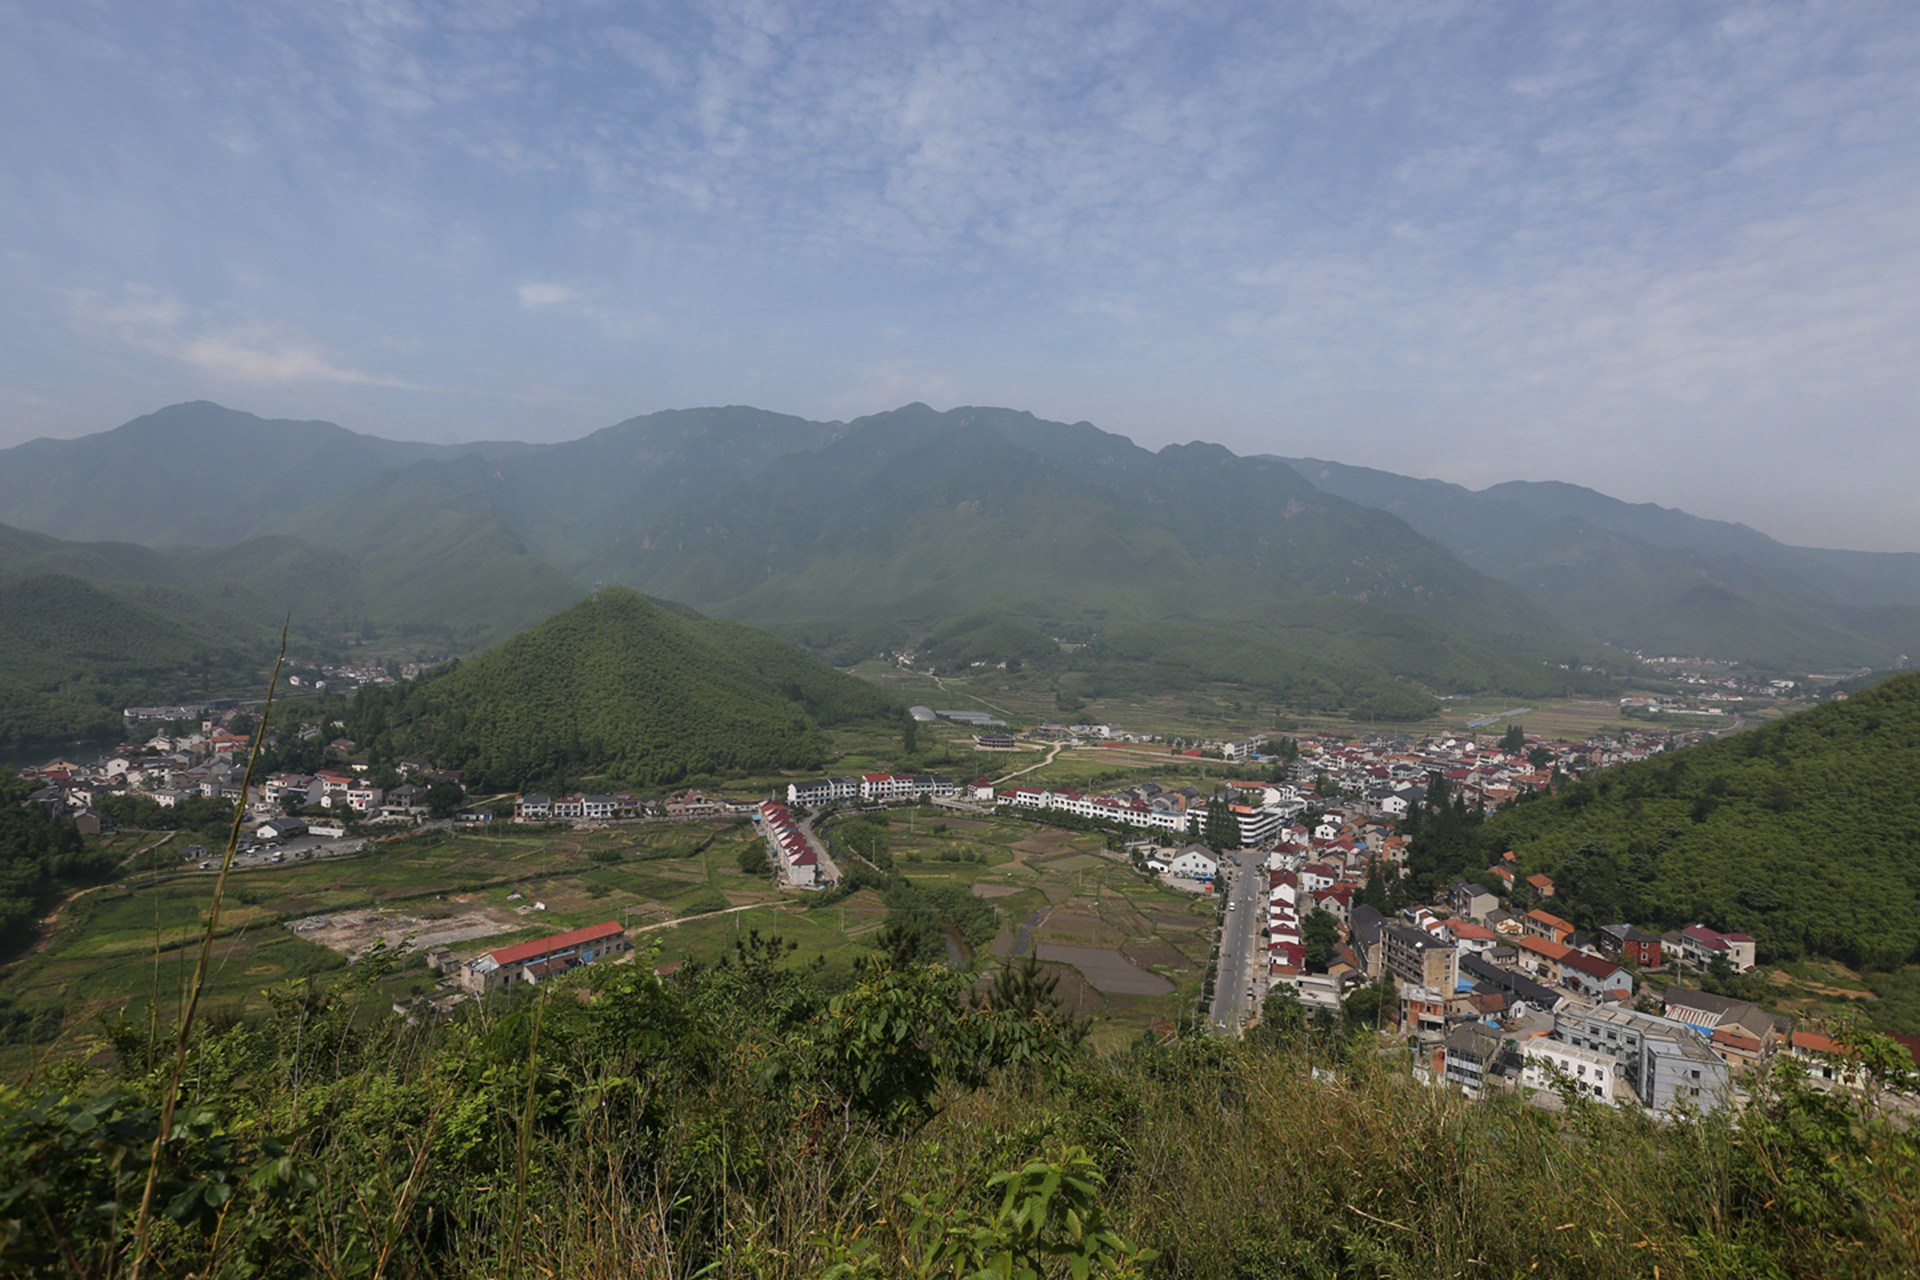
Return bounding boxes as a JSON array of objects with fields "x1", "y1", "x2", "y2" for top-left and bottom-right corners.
[
  {"x1": 795, "y1": 814, "x2": 841, "y2": 884},
  {"x1": 1207, "y1": 851, "x2": 1268, "y2": 1035}
]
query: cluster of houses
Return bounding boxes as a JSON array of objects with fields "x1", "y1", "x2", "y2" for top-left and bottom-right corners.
[
  {"x1": 997, "y1": 781, "x2": 1208, "y2": 834},
  {"x1": 513, "y1": 792, "x2": 646, "y2": 822},
  {"x1": 18, "y1": 720, "x2": 286, "y2": 833},
  {"x1": 1247, "y1": 853, "x2": 1898, "y2": 1113},
  {"x1": 754, "y1": 801, "x2": 823, "y2": 887},
  {"x1": 1287, "y1": 728, "x2": 1673, "y2": 812},
  {"x1": 1436, "y1": 985, "x2": 1912, "y2": 1114},
  {"x1": 11, "y1": 701, "x2": 479, "y2": 841},
  {"x1": 507, "y1": 789, "x2": 763, "y2": 822},
  {"x1": 260, "y1": 768, "x2": 447, "y2": 821},
  {"x1": 19, "y1": 727, "x2": 257, "y2": 822}
]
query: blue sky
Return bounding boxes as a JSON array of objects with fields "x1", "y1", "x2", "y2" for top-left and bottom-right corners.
[{"x1": 2, "y1": 1, "x2": 1915, "y2": 549}]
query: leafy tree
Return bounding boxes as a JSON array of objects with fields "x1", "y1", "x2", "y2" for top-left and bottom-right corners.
[
  {"x1": 1302, "y1": 910, "x2": 1339, "y2": 973},
  {"x1": 1248, "y1": 985, "x2": 1307, "y2": 1051},
  {"x1": 422, "y1": 780, "x2": 466, "y2": 819},
  {"x1": 1203, "y1": 799, "x2": 1241, "y2": 851},
  {"x1": 815, "y1": 962, "x2": 969, "y2": 1126},
  {"x1": 1341, "y1": 974, "x2": 1398, "y2": 1033},
  {"x1": 978, "y1": 954, "x2": 1088, "y2": 1046},
  {"x1": 1500, "y1": 723, "x2": 1526, "y2": 753}
]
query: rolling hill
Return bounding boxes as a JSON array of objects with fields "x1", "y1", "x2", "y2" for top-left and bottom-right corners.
[
  {"x1": 0, "y1": 571, "x2": 270, "y2": 748},
  {"x1": 1441, "y1": 672, "x2": 1920, "y2": 977},
  {"x1": 345, "y1": 587, "x2": 901, "y2": 790}
]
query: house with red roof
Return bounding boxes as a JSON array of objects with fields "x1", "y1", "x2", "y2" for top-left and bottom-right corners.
[
  {"x1": 1523, "y1": 908, "x2": 1576, "y2": 945},
  {"x1": 1559, "y1": 949, "x2": 1634, "y2": 999},
  {"x1": 1675, "y1": 924, "x2": 1758, "y2": 972},
  {"x1": 456, "y1": 921, "x2": 630, "y2": 995}
]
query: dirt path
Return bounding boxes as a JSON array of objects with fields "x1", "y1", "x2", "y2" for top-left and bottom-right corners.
[
  {"x1": 928, "y1": 673, "x2": 1017, "y2": 720},
  {"x1": 992, "y1": 740, "x2": 1065, "y2": 787},
  {"x1": 26, "y1": 833, "x2": 179, "y2": 957},
  {"x1": 1010, "y1": 904, "x2": 1052, "y2": 958},
  {"x1": 28, "y1": 880, "x2": 122, "y2": 955},
  {"x1": 628, "y1": 901, "x2": 788, "y2": 935}
]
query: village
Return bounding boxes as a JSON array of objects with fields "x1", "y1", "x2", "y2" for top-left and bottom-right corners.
[{"x1": 11, "y1": 694, "x2": 1914, "y2": 1108}]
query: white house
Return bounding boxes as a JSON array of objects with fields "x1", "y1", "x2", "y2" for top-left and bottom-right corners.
[
  {"x1": 1521, "y1": 1040, "x2": 1619, "y2": 1104},
  {"x1": 1169, "y1": 845, "x2": 1219, "y2": 881}
]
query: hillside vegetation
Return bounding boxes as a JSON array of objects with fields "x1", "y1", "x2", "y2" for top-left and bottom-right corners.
[
  {"x1": 0, "y1": 403, "x2": 1624, "y2": 735},
  {"x1": 1409, "y1": 673, "x2": 1920, "y2": 978},
  {"x1": 347, "y1": 587, "x2": 900, "y2": 790},
  {"x1": 609, "y1": 405, "x2": 1613, "y2": 710},
  {"x1": 0, "y1": 572, "x2": 270, "y2": 747},
  {"x1": 0, "y1": 499, "x2": 586, "y2": 750},
  {"x1": 0, "y1": 775, "x2": 117, "y2": 957},
  {"x1": 2, "y1": 933, "x2": 1915, "y2": 1278}
]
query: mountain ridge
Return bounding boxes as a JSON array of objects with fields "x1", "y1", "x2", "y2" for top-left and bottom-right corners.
[
  {"x1": 1278, "y1": 455, "x2": 1920, "y2": 668},
  {"x1": 8, "y1": 400, "x2": 1912, "y2": 738}
]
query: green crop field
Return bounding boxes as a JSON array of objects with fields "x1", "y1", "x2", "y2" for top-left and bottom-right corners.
[{"x1": 1, "y1": 811, "x2": 1222, "y2": 1071}]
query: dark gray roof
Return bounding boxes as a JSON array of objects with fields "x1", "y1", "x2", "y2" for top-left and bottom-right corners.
[
  {"x1": 1385, "y1": 922, "x2": 1450, "y2": 953},
  {"x1": 1460, "y1": 954, "x2": 1562, "y2": 1009},
  {"x1": 1446, "y1": 1021, "x2": 1504, "y2": 1056},
  {"x1": 1600, "y1": 922, "x2": 1662, "y2": 944},
  {"x1": 1351, "y1": 904, "x2": 1387, "y2": 948}
]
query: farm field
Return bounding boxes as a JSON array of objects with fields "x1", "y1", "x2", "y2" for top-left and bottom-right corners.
[
  {"x1": 848, "y1": 659, "x2": 1707, "y2": 746},
  {"x1": 827, "y1": 809, "x2": 1220, "y2": 1050},
  {"x1": 0, "y1": 819, "x2": 790, "y2": 1073},
  {"x1": 1, "y1": 811, "x2": 1221, "y2": 1071}
]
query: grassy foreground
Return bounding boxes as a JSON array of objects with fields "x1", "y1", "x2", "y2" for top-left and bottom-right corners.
[{"x1": 1, "y1": 935, "x2": 1916, "y2": 1279}]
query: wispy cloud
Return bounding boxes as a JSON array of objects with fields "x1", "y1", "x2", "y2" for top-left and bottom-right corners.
[
  {"x1": 68, "y1": 284, "x2": 428, "y2": 389},
  {"x1": 4, "y1": 1, "x2": 1918, "y2": 546},
  {"x1": 516, "y1": 281, "x2": 578, "y2": 308}
]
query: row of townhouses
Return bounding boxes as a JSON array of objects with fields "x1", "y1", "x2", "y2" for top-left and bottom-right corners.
[
  {"x1": 786, "y1": 773, "x2": 958, "y2": 806},
  {"x1": 755, "y1": 801, "x2": 822, "y2": 887}
]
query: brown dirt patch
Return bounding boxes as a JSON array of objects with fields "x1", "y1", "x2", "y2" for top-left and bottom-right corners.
[
  {"x1": 1013, "y1": 830, "x2": 1081, "y2": 856},
  {"x1": 287, "y1": 908, "x2": 516, "y2": 960},
  {"x1": 1035, "y1": 944, "x2": 1174, "y2": 996},
  {"x1": 1122, "y1": 939, "x2": 1192, "y2": 972},
  {"x1": 1038, "y1": 906, "x2": 1124, "y2": 947},
  {"x1": 1768, "y1": 969, "x2": 1872, "y2": 998}
]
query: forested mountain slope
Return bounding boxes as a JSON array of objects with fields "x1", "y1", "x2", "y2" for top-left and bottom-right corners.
[
  {"x1": 345, "y1": 587, "x2": 900, "y2": 789},
  {"x1": 1283, "y1": 456, "x2": 1920, "y2": 668},
  {"x1": 0, "y1": 402, "x2": 1624, "y2": 719},
  {"x1": 0, "y1": 571, "x2": 271, "y2": 747},
  {"x1": 1460, "y1": 673, "x2": 1920, "y2": 972},
  {"x1": 603, "y1": 404, "x2": 1611, "y2": 710}
]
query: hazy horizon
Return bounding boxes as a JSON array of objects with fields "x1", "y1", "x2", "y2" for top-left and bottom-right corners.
[
  {"x1": 3, "y1": 2, "x2": 1916, "y2": 550},
  {"x1": 9, "y1": 394, "x2": 1903, "y2": 559}
]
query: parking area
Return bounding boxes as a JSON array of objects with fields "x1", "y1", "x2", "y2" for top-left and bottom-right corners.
[{"x1": 180, "y1": 832, "x2": 371, "y2": 871}]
